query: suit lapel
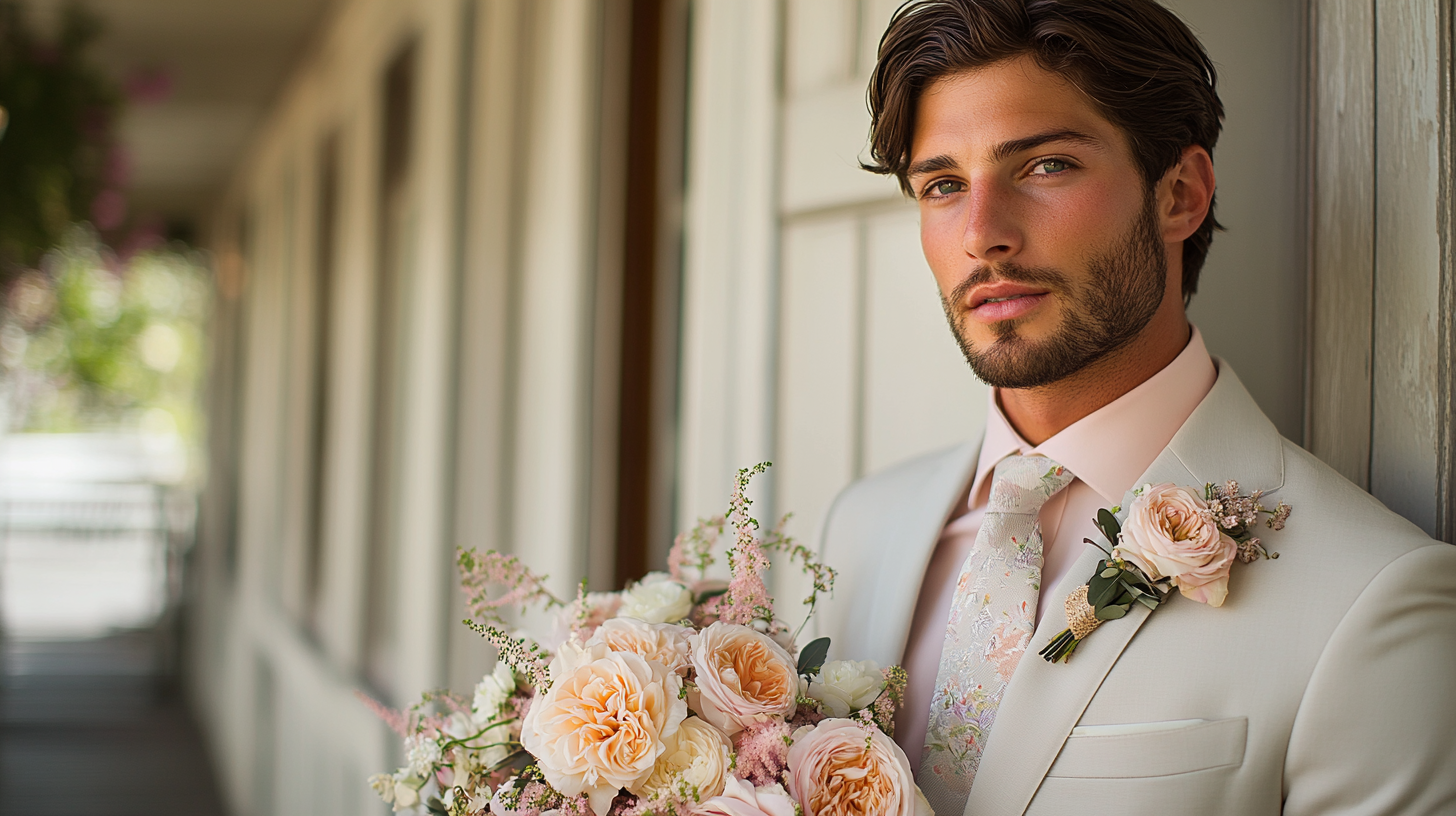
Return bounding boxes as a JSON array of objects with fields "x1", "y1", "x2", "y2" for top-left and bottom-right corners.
[
  {"x1": 865, "y1": 442, "x2": 981, "y2": 668},
  {"x1": 962, "y1": 362, "x2": 1285, "y2": 815}
]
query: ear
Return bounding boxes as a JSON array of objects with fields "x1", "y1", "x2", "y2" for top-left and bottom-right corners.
[{"x1": 1157, "y1": 145, "x2": 1215, "y2": 243}]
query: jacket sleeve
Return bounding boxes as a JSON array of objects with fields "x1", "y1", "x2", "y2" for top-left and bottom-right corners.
[{"x1": 1283, "y1": 543, "x2": 1456, "y2": 815}]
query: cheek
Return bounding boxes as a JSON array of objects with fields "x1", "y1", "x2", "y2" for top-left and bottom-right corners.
[
  {"x1": 1024, "y1": 180, "x2": 1140, "y2": 251},
  {"x1": 919, "y1": 208, "x2": 967, "y2": 294}
]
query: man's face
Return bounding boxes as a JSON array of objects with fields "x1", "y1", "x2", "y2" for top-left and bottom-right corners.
[{"x1": 909, "y1": 56, "x2": 1172, "y2": 389}]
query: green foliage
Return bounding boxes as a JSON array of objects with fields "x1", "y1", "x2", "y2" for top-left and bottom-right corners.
[
  {"x1": 1, "y1": 227, "x2": 209, "y2": 437},
  {"x1": 0, "y1": 2, "x2": 121, "y2": 289},
  {"x1": 796, "y1": 636, "x2": 831, "y2": 677}
]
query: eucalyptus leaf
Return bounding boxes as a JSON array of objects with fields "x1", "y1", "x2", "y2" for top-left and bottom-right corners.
[
  {"x1": 1136, "y1": 594, "x2": 1160, "y2": 610},
  {"x1": 797, "y1": 637, "x2": 831, "y2": 676},
  {"x1": 1097, "y1": 508, "x2": 1122, "y2": 543},
  {"x1": 1096, "y1": 603, "x2": 1130, "y2": 621},
  {"x1": 1099, "y1": 567, "x2": 1121, "y2": 579},
  {"x1": 1087, "y1": 574, "x2": 1122, "y2": 608}
]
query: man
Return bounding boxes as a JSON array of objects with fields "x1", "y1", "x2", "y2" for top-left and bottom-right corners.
[{"x1": 816, "y1": 1, "x2": 1456, "y2": 814}]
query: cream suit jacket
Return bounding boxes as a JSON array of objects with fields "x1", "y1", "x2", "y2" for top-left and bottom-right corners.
[{"x1": 817, "y1": 363, "x2": 1456, "y2": 815}]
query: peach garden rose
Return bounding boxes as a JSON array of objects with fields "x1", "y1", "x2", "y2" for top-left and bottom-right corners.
[
  {"x1": 521, "y1": 641, "x2": 687, "y2": 815},
  {"x1": 587, "y1": 616, "x2": 693, "y2": 676},
  {"x1": 784, "y1": 718, "x2": 929, "y2": 816},
  {"x1": 1115, "y1": 482, "x2": 1239, "y2": 607},
  {"x1": 688, "y1": 622, "x2": 799, "y2": 736}
]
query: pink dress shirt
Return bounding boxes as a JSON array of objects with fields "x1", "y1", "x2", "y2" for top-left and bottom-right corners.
[{"x1": 895, "y1": 327, "x2": 1218, "y2": 765}]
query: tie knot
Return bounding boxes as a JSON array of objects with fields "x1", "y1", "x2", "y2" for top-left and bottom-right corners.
[{"x1": 987, "y1": 455, "x2": 1074, "y2": 515}]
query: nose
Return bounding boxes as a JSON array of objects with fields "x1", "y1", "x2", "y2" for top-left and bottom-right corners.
[{"x1": 961, "y1": 177, "x2": 1023, "y2": 262}]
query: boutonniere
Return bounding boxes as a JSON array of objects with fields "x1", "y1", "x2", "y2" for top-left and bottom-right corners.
[{"x1": 1039, "y1": 480, "x2": 1291, "y2": 663}]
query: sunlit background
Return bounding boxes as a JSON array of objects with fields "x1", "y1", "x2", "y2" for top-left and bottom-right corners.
[{"x1": 0, "y1": 0, "x2": 1451, "y2": 815}]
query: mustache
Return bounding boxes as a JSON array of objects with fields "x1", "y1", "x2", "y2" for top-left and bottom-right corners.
[{"x1": 946, "y1": 262, "x2": 1070, "y2": 308}]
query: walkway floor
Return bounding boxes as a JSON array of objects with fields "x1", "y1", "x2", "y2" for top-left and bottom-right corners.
[{"x1": 0, "y1": 632, "x2": 229, "y2": 816}]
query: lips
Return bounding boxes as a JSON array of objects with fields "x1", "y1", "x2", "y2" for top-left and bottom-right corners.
[{"x1": 966, "y1": 281, "x2": 1051, "y2": 322}]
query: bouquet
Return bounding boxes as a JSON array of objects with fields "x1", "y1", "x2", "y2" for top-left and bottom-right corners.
[{"x1": 364, "y1": 463, "x2": 932, "y2": 816}]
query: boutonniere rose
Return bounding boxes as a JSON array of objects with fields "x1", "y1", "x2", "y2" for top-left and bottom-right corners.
[
  {"x1": 1115, "y1": 482, "x2": 1238, "y2": 607},
  {"x1": 1040, "y1": 480, "x2": 1291, "y2": 663}
]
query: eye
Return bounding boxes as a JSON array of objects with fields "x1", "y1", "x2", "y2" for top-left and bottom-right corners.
[
  {"x1": 1030, "y1": 158, "x2": 1073, "y2": 176},
  {"x1": 920, "y1": 179, "x2": 965, "y2": 199}
]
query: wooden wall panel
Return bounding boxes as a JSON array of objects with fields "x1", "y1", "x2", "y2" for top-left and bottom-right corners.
[
  {"x1": 1308, "y1": 0, "x2": 1375, "y2": 488},
  {"x1": 1370, "y1": 0, "x2": 1444, "y2": 533}
]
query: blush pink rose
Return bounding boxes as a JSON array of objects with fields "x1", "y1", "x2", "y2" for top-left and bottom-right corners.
[
  {"x1": 687, "y1": 622, "x2": 798, "y2": 735},
  {"x1": 1115, "y1": 482, "x2": 1238, "y2": 607},
  {"x1": 691, "y1": 775, "x2": 799, "y2": 816},
  {"x1": 785, "y1": 719, "x2": 923, "y2": 816}
]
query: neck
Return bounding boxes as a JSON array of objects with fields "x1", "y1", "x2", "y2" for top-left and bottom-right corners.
[{"x1": 999, "y1": 302, "x2": 1191, "y2": 446}]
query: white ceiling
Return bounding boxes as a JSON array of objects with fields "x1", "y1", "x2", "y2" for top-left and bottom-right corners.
[{"x1": 25, "y1": 0, "x2": 334, "y2": 235}]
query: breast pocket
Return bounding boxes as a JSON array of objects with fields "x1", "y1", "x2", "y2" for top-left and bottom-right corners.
[{"x1": 1047, "y1": 716, "x2": 1248, "y2": 778}]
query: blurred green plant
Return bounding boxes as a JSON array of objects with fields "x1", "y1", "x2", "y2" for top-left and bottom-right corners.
[
  {"x1": 1, "y1": 227, "x2": 208, "y2": 439},
  {"x1": 0, "y1": 2, "x2": 121, "y2": 292}
]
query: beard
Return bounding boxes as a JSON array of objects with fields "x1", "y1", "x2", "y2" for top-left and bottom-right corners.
[{"x1": 941, "y1": 195, "x2": 1168, "y2": 390}]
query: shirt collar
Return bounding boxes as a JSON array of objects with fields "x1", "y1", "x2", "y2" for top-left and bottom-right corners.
[{"x1": 969, "y1": 325, "x2": 1217, "y2": 507}]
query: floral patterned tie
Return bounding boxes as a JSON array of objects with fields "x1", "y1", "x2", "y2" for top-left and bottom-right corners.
[{"x1": 919, "y1": 455, "x2": 1075, "y2": 815}]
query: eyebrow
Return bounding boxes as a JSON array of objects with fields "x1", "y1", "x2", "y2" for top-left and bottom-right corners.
[{"x1": 906, "y1": 129, "x2": 1104, "y2": 179}]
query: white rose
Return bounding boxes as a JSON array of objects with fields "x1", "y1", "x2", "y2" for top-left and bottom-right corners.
[
  {"x1": 472, "y1": 662, "x2": 516, "y2": 724},
  {"x1": 618, "y1": 572, "x2": 694, "y2": 624},
  {"x1": 587, "y1": 616, "x2": 693, "y2": 675},
  {"x1": 807, "y1": 660, "x2": 884, "y2": 718},
  {"x1": 640, "y1": 716, "x2": 734, "y2": 800}
]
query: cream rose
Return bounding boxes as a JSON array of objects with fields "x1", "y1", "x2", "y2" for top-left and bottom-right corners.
[
  {"x1": 619, "y1": 572, "x2": 695, "y2": 624},
  {"x1": 688, "y1": 622, "x2": 799, "y2": 735},
  {"x1": 587, "y1": 616, "x2": 693, "y2": 675},
  {"x1": 806, "y1": 660, "x2": 883, "y2": 718},
  {"x1": 1115, "y1": 482, "x2": 1238, "y2": 607},
  {"x1": 785, "y1": 718, "x2": 920, "y2": 816},
  {"x1": 640, "y1": 716, "x2": 734, "y2": 800},
  {"x1": 521, "y1": 641, "x2": 687, "y2": 815},
  {"x1": 691, "y1": 776, "x2": 800, "y2": 816}
]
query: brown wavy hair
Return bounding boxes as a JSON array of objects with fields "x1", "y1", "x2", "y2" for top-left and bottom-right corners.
[{"x1": 864, "y1": 0, "x2": 1224, "y2": 298}]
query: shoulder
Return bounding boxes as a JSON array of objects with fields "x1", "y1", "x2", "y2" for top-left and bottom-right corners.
[
  {"x1": 822, "y1": 440, "x2": 980, "y2": 534},
  {"x1": 1272, "y1": 439, "x2": 1442, "y2": 575}
]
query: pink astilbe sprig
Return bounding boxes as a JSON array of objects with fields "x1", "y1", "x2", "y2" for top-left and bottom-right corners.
[
  {"x1": 851, "y1": 665, "x2": 907, "y2": 737},
  {"x1": 356, "y1": 690, "x2": 415, "y2": 738},
  {"x1": 733, "y1": 717, "x2": 792, "y2": 787},
  {"x1": 463, "y1": 620, "x2": 552, "y2": 691},
  {"x1": 667, "y1": 514, "x2": 727, "y2": 582},
  {"x1": 759, "y1": 513, "x2": 837, "y2": 640},
  {"x1": 720, "y1": 462, "x2": 775, "y2": 626},
  {"x1": 458, "y1": 548, "x2": 568, "y2": 623}
]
